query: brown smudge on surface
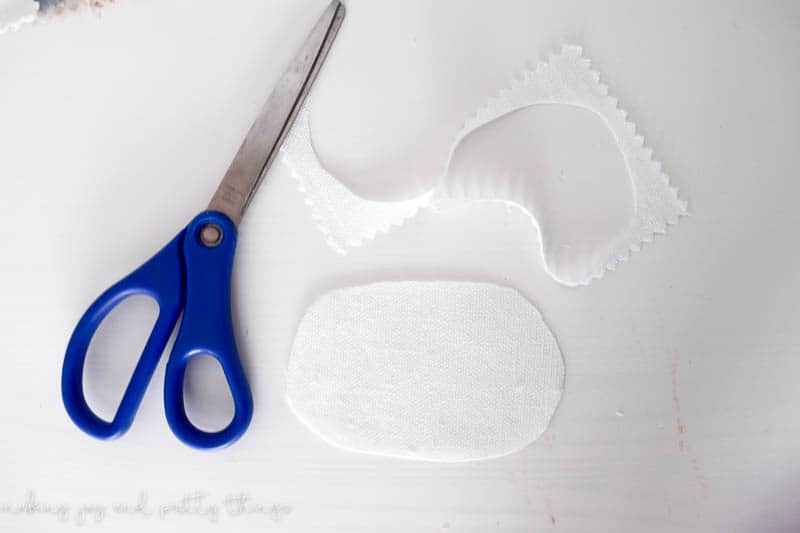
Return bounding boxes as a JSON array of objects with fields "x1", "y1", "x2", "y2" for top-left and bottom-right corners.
[{"x1": 671, "y1": 352, "x2": 707, "y2": 493}]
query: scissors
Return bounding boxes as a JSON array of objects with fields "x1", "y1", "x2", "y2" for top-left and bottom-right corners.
[{"x1": 61, "y1": 1, "x2": 345, "y2": 450}]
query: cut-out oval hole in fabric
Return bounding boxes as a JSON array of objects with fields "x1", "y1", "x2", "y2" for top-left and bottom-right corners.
[{"x1": 444, "y1": 103, "x2": 634, "y2": 286}]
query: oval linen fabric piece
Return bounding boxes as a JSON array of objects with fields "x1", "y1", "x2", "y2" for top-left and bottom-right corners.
[{"x1": 286, "y1": 281, "x2": 564, "y2": 462}]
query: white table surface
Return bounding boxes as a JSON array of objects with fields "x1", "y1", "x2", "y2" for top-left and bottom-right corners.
[{"x1": 1, "y1": 1, "x2": 799, "y2": 531}]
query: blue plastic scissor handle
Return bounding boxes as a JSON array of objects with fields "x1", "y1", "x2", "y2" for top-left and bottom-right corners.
[
  {"x1": 61, "y1": 211, "x2": 253, "y2": 450},
  {"x1": 164, "y1": 212, "x2": 253, "y2": 449}
]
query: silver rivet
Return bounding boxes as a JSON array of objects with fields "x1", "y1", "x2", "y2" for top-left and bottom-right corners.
[{"x1": 199, "y1": 223, "x2": 223, "y2": 247}]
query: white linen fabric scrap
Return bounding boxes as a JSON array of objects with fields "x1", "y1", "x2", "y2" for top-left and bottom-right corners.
[
  {"x1": 286, "y1": 281, "x2": 564, "y2": 462},
  {"x1": 0, "y1": 0, "x2": 116, "y2": 35},
  {"x1": 280, "y1": 45, "x2": 687, "y2": 285},
  {"x1": 0, "y1": 0, "x2": 37, "y2": 34},
  {"x1": 280, "y1": 104, "x2": 434, "y2": 253}
]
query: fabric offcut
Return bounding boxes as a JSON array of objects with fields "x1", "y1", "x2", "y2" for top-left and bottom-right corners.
[
  {"x1": 0, "y1": 0, "x2": 37, "y2": 34},
  {"x1": 280, "y1": 103, "x2": 433, "y2": 253},
  {"x1": 286, "y1": 281, "x2": 565, "y2": 462},
  {"x1": 0, "y1": 0, "x2": 116, "y2": 34},
  {"x1": 280, "y1": 44, "x2": 687, "y2": 286}
]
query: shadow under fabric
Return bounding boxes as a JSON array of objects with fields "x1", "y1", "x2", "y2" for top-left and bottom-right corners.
[{"x1": 286, "y1": 282, "x2": 564, "y2": 462}]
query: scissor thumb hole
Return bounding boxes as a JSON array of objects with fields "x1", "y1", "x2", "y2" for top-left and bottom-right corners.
[
  {"x1": 182, "y1": 354, "x2": 235, "y2": 432},
  {"x1": 164, "y1": 350, "x2": 253, "y2": 449}
]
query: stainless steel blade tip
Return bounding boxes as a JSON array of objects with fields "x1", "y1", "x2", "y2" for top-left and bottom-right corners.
[{"x1": 209, "y1": 1, "x2": 345, "y2": 225}]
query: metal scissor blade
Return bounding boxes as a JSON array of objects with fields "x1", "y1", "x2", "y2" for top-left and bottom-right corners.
[{"x1": 208, "y1": 1, "x2": 345, "y2": 225}]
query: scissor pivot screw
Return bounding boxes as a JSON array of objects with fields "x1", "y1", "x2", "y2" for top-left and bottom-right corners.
[{"x1": 200, "y1": 223, "x2": 223, "y2": 247}]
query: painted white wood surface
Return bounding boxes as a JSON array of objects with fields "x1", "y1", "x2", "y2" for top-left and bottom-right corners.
[{"x1": 0, "y1": 1, "x2": 798, "y2": 531}]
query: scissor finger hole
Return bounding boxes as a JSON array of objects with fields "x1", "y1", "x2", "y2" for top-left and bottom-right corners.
[
  {"x1": 84, "y1": 295, "x2": 159, "y2": 423},
  {"x1": 183, "y1": 355, "x2": 235, "y2": 432}
]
